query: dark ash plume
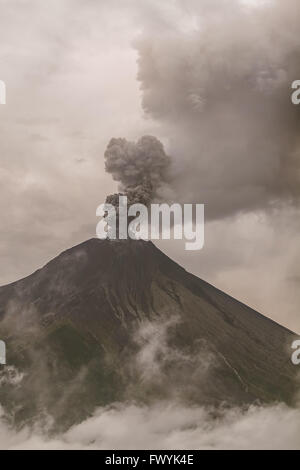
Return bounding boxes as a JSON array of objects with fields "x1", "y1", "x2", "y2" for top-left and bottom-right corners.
[{"x1": 104, "y1": 135, "x2": 171, "y2": 208}]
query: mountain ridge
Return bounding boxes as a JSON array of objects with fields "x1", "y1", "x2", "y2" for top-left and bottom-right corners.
[{"x1": 2, "y1": 238, "x2": 295, "y2": 334}]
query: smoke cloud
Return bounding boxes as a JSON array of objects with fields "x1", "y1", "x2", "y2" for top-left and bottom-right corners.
[
  {"x1": 104, "y1": 135, "x2": 171, "y2": 207},
  {"x1": 135, "y1": 0, "x2": 300, "y2": 219}
]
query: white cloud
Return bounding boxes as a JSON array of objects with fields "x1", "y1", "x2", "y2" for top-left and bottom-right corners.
[{"x1": 0, "y1": 401, "x2": 299, "y2": 450}]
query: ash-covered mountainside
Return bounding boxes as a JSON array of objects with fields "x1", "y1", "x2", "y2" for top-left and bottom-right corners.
[{"x1": 0, "y1": 239, "x2": 298, "y2": 430}]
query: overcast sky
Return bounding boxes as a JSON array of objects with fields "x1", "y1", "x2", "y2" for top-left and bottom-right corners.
[{"x1": 0, "y1": 0, "x2": 299, "y2": 332}]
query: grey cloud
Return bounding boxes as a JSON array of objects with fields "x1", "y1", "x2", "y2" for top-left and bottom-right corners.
[
  {"x1": 135, "y1": 0, "x2": 300, "y2": 218},
  {"x1": 104, "y1": 135, "x2": 171, "y2": 207}
]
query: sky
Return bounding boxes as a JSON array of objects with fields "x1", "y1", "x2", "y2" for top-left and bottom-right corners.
[{"x1": 0, "y1": 0, "x2": 300, "y2": 332}]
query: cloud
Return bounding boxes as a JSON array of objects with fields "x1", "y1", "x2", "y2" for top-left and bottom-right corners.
[
  {"x1": 0, "y1": 366, "x2": 24, "y2": 387},
  {"x1": 127, "y1": 316, "x2": 220, "y2": 403},
  {"x1": 0, "y1": 401, "x2": 299, "y2": 450},
  {"x1": 0, "y1": 308, "x2": 299, "y2": 450},
  {"x1": 135, "y1": 0, "x2": 300, "y2": 219}
]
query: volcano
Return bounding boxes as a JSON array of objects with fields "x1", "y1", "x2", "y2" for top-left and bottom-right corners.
[{"x1": 0, "y1": 239, "x2": 298, "y2": 430}]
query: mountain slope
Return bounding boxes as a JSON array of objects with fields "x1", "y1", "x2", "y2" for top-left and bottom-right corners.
[{"x1": 0, "y1": 239, "x2": 298, "y2": 429}]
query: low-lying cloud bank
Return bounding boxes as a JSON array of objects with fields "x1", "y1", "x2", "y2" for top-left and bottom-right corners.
[
  {"x1": 0, "y1": 317, "x2": 299, "y2": 450},
  {"x1": 0, "y1": 401, "x2": 300, "y2": 450}
]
